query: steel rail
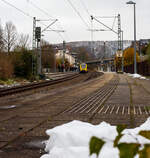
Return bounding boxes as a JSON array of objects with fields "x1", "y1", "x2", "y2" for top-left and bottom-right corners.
[{"x1": 0, "y1": 73, "x2": 80, "y2": 97}]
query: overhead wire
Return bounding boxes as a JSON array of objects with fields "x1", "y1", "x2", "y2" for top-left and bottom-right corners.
[
  {"x1": 27, "y1": 0, "x2": 56, "y2": 21},
  {"x1": 57, "y1": 21, "x2": 71, "y2": 42},
  {"x1": 27, "y1": 0, "x2": 66, "y2": 41},
  {"x1": 1, "y1": 0, "x2": 33, "y2": 19},
  {"x1": 112, "y1": 16, "x2": 117, "y2": 30},
  {"x1": 92, "y1": 16, "x2": 118, "y2": 34},
  {"x1": 29, "y1": 0, "x2": 88, "y2": 41},
  {"x1": 79, "y1": 0, "x2": 92, "y2": 30},
  {"x1": 92, "y1": 15, "x2": 118, "y2": 33},
  {"x1": 66, "y1": 0, "x2": 90, "y2": 29},
  {"x1": 79, "y1": 0, "x2": 90, "y2": 16},
  {"x1": 39, "y1": 21, "x2": 65, "y2": 41},
  {"x1": 1, "y1": 0, "x2": 65, "y2": 41}
]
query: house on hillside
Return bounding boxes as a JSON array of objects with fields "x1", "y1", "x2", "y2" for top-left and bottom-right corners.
[{"x1": 56, "y1": 49, "x2": 76, "y2": 66}]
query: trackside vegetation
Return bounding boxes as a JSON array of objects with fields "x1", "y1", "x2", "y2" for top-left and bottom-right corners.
[{"x1": 89, "y1": 125, "x2": 150, "y2": 158}]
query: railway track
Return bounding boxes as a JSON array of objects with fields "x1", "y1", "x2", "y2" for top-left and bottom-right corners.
[
  {"x1": 0, "y1": 73, "x2": 80, "y2": 97},
  {"x1": 1, "y1": 73, "x2": 150, "y2": 158},
  {"x1": 59, "y1": 74, "x2": 150, "y2": 126},
  {"x1": 63, "y1": 76, "x2": 119, "y2": 115},
  {"x1": 0, "y1": 72, "x2": 112, "y2": 151}
]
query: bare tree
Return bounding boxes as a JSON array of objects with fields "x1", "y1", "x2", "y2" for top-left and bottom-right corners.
[
  {"x1": 41, "y1": 39, "x2": 49, "y2": 47},
  {"x1": 41, "y1": 40, "x2": 55, "y2": 70},
  {"x1": 3, "y1": 21, "x2": 17, "y2": 52},
  {"x1": 0, "y1": 22, "x2": 4, "y2": 52},
  {"x1": 18, "y1": 33, "x2": 30, "y2": 49}
]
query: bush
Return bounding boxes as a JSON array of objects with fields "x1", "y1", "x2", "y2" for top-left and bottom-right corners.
[
  {"x1": 0, "y1": 52, "x2": 14, "y2": 80},
  {"x1": 13, "y1": 48, "x2": 32, "y2": 79}
]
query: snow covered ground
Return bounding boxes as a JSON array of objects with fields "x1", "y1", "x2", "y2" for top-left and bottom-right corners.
[
  {"x1": 41, "y1": 118, "x2": 150, "y2": 158},
  {"x1": 0, "y1": 83, "x2": 20, "y2": 88},
  {"x1": 127, "y1": 73, "x2": 148, "y2": 80}
]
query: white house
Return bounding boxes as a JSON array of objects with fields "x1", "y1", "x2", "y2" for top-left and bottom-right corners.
[{"x1": 56, "y1": 49, "x2": 76, "y2": 66}]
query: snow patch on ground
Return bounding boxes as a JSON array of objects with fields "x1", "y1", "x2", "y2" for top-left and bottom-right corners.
[
  {"x1": 127, "y1": 73, "x2": 148, "y2": 80},
  {"x1": 41, "y1": 118, "x2": 150, "y2": 158},
  {"x1": 0, "y1": 83, "x2": 21, "y2": 88}
]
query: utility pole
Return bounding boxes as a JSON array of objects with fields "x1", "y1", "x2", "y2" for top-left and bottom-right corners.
[
  {"x1": 32, "y1": 18, "x2": 62, "y2": 76},
  {"x1": 32, "y1": 17, "x2": 37, "y2": 77},
  {"x1": 35, "y1": 26, "x2": 42, "y2": 76},
  {"x1": 121, "y1": 30, "x2": 124, "y2": 73},
  {"x1": 126, "y1": 1, "x2": 137, "y2": 74},
  {"x1": 118, "y1": 14, "x2": 122, "y2": 51},
  {"x1": 32, "y1": 18, "x2": 42, "y2": 77},
  {"x1": 63, "y1": 41, "x2": 66, "y2": 72},
  {"x1": 90, "y1": 16, "x2": 94, "y2": 54},
  {"x1": 32, "y1": 17, "x2": 36, "y2": 50},
  {"x1": 117, "y1": 14, "x2": 122, "y2": 72},
  {"x1": 104, "y1": 41, "x2": 106, "y2": 58}
]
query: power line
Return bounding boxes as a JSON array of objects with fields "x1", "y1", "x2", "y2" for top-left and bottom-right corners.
[
  {"x1": 27, "y1": 1, "x2": 57, "y2": 21},
  {"x1": 27, "y1": 1, "x2": 66, "y2": 41},
  {"x1": 56, "y1": 21, "x2": 70, "y2": 41},
  {"x1": 91, "y1": 16, "x2": 118, "y2": 34},
  {"x1": 66, "y1": 0, "x2": 90, "y2": 29},
  {"x1": 112, "y1": 16, "x2": 117, "y2": 30},
  {"x1": 1, "y1": 0, "x2": 33, "y2": 19},
  {"x1": 42, "y1": 19, "x2": 58, "y2": 32},
  {"x1": 95, "y1": 16, "x2": 117, "y2": 18},
  {"x1": 39, "y1": 21, "x2": 65, "y2": 40},
  {"x1": 1, "y1": 0, "x2": 66, "y2": 41},
  {"x1": 80, "y1": 0, "x2": 90, "y2": 16}
]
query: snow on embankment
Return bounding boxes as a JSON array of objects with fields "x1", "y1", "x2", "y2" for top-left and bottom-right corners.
[
  {"x1": 41, "y1": 118, "x2": 150, "y2": 158},
  {"x1": 128, "y1": 73, "x2": 148, "y2": 80}
]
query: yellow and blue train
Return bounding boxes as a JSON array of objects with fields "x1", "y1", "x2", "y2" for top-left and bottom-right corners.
[{"x1": 79, "y1": 63, "x2": 88, "y2": 73}]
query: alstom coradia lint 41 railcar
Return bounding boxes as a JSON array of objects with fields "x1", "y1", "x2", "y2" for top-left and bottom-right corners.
[{"x1": 80, "y1": 63, "x2": 88, "y2": 73}]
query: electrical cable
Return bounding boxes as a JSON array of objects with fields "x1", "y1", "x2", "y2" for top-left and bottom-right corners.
[
  {"x1": 92, "y1": 16, "x2": 118, "y2": 35},
  {"x1": 27, "y1": 0, "x2": 56, "y2": 21},
  {"x1": 80, "y1": 0, "x2": 90, "y2": 16},
  {"x1": 1, "y1": 0, "x2": 33, "y2": 19},
  {"x1": 56, "y1": 21, "x2": 70, "y2": 42},
  {"x1": 27, "y1": 0, "x2": 66, "y2": 41},
  {"x1": 1, "y1": 0, "x2": 67, "y2": 41},
  {"x1": 66, "y1": 0, "x2": 90, "y2": 29},
  {"x1": 42, "y1": 19, "x2": 58, "y2": 32},
  {"x1": 112, "y1": 16, "x2": 117, "y2": 30},
  {"x1": 29, "y1": 0, "x2": 71, "y2": 42},
  {"x1": 38, "y1": 21, "x2": 65, "y2": 40}
]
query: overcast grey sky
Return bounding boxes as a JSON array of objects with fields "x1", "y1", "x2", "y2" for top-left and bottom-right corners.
[{"x1": 0, "y1": 0, "x2": 150, "y2": 44}]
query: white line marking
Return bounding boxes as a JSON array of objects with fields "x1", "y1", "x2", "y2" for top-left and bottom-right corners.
[
  {"x1": 116, "y1": 106, "x2": 120, "y2": 114},
  {"x1": 110, "y1": 106, "x2": 115, "y2": 114},
  {"x1": 128, "y1": 106, "x2": 130, "y2": 115},
  {"x1": 92, "y1": 104, "x2": 101, "y2": 114},
  {"x1": 98, "y1": 106, "x2": 104, "y2": 114},
  {"x1": 103, "y1": 106, "x2": 109, "y2": 114},
  {"x1": 138, "y1": 106, "x2": 142, "y2": 115},
  {"x1": 122, "y1": 106, "x2": 125, "y2": 115},
  {"x1": 133, "y1": 106, "x2": 136, "y2": 115}
]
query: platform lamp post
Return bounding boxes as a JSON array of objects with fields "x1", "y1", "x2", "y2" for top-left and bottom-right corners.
[
  {"x1": 121, "y1": 30, "x2": 124, "y2": 73},
  {"x1": 126, "y1": 1, "x2": 137, "y2": 74}
]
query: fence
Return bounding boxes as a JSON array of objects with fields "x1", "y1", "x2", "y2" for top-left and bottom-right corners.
[{"x1": 124, "y1": 61, "x2": 150, "y2": 76}]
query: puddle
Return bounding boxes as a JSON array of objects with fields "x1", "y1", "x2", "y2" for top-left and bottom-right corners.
[
  {"x1": 24, "y1": 140, "x2": 47, "y2": 149},
  {"x1": 0, "y1": 105, "x2": 21, "y2": 109}
]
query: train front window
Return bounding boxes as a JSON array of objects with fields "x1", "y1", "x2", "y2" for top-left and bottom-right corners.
[{"x1": 81, "y1": 64, "x2": 86, "y2": 68}]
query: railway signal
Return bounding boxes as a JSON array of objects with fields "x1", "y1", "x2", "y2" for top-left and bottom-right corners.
[{"x1": 35, "y1": 27, "x2": 41, "y2": 42}]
